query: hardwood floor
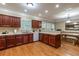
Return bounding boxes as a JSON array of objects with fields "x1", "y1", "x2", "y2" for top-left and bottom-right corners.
[{"x1": 0, "y1": 41, "x2": 79, "y2": 56}]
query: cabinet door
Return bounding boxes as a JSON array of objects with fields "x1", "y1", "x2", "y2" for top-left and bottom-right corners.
[
  {"x1": 49, "y1": 35, "x2": 55, "y2": 46},
  {"x1": 39, "y1": 33, "x2": 43, "y2": 42},
  {"x1": 32, "y1": 20, "x2": 41, "y2": 28},
  {"x1": 11, "y1": 17, "x2": 20, "y2": 27},
  {"x1": 43, "y1": 34, "x2": 49, "y2": 44},
  {"x1": 28, "y1": 34, "x2": 33, "y2": 43},
  {"x1": 6, "y1": 35, "x2": 16, "y2": 48},
  {"x1": 2, "y1": 15, "x2": 10, "y2": 26},
  {"x1": 0, "y1": 36, "x2": 6, "y2": 49},
  {"x1": 15, "y1": 35, "x2": 23, "y2": 45},
  {"x1": 16, "y1": 17, "x2": 20, "y2": 27},
  {"x1": 0, "y1": 15, "x2": 3, "y2": 26},
  {"x1": 23, "y1": 35, "x2": 28, "y2": 44}
]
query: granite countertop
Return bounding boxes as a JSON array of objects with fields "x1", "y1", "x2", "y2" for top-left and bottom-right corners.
[
  {"x1": 40, "y1": 31, "x2": 61, "y2": 35},
  {"x1": 0, "y1": 32, "x2": 33, "y2": 36}
]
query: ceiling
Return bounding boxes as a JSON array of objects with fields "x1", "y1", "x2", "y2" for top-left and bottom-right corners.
[{"x1": 0, "y1": 3, "x2": 79, "y2": 22}]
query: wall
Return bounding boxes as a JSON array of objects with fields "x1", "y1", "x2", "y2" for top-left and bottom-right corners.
[
  {"x1": 55, "y1": 21, "x2": 65, "y2": 31},
  {"x1": 55, "y1": 21, "x2": 79, "y2": 32}
]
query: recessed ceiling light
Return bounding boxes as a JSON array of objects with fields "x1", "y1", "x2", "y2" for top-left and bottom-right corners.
[
  {"x1": 66, "y1": 20, "x2": 71, "y2": 23},
  {"x1": 45, "y1": 10, "x2": 48, "y2": 13},
  {"x1": 38, "y1": 13, "x2": 42, "y2": 16},
  {"x1": 24, "y1": 9, "x2": 27, "y2": 12},
  {"x1": 1, "y1": 3, "x2": 6, "y2": 5},
  {"x1": 56, "y1": 4, "x2": 59, "y2": 8}
]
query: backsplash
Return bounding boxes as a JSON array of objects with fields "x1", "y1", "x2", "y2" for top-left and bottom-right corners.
[{"x1": 0, "y1": 27, "x2": 20, "y2": 33}]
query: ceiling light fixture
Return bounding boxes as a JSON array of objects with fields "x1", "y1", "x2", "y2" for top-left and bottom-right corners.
[
  {"x1": 45, "y1": 10, "x2": 48, "y2": 13},
  {"x1": 27, "y1": 3, "x2": 34, "y2": 7},
  {"x1": 56, "y1": 4, "x2": 59, "y2": 8},
  {"x1": 66, "y1": 9, "x2": 72, "y2": 23}
]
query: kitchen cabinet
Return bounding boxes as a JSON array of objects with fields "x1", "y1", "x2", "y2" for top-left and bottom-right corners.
[
  {"x1": 23, "y1": 34, "x2": 29, "y2": 44},
  {"x1": 6, "y1": 35, "x2": 16, "y2": 48},
  {"x1": 49, "y1": 35, "x2": 55, "y2": 46},
  {"x1": 39, "y1": 33, "x2": 61, "y2": 48},
  {"x1": 0, "y1": 15, "x2": 3, "y2": 26},
  {"x1": 39, "y1": 33, "x2": 44, "y2": 42},
  {"x1": 15, "y1": 35, "x2": 23, "y2": 45},
  {"x1": 2, "y1": 15, "x2": 10, "y2": 26},
  {"x1": 32, "y1": 20, "x2": 41, "y2": 28},
  {"x1": 12, "y1": 17, "x2": 20, "y2": 27},
  {"x1": 0, "y1": 33, "x2": 33, "y2": 50},
  {"x1": 43, "y1": 34, "x2": 49, "y2": 44},
  {"x1": 0, "y1": 36, "x2": 6, "y2": 49},
  {"x1": 28, "y1": 34, "x2": 33, "y2": 43},
  {"x1": 0, "y1": 14, "x2": 20, "y2": 27}
]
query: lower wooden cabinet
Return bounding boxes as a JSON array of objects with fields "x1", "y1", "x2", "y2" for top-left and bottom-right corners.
[
  {"x1": 15, "y1": 35, "x2": 23, "y2": 45},
  {"x1": 6, "y1": 35, "x2": 16, "y2": 48},
  {"x1": 49, "y1": 35, "x2": 55, "y2": 46},
  {"x1": 39, "y1": 33, "x2": 44, "y2": 42},
  {"x1": 23, "y1": 34, "x2": 29, "y2": 44},
  {"x1": 28, "y1": 34, "x2": 33, "y2": 43},
  {"x1": 39, "y1": 33, "x2": 61, "y2": 48},
  {"x1": 0, "y1": 36, "x2": 6, "y2": 49},
  {"x1": 0, "y1": 33, "x2": 33, "y2": 50},
  {"x1": 43, "y1": 34, "x2": 49, "y2": 44}
]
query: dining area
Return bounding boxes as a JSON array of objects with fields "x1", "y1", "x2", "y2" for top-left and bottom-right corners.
[{"x1": 61, "y1": 31, "x2": 79, "y2": 46}]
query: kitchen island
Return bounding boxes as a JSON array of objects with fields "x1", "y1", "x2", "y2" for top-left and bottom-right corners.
[{"x1": 39, "y1": 32, "x2": 61, "y2": 48}]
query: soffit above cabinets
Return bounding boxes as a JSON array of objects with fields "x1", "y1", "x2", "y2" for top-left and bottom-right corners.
[{"x1": 0, "y1": 3, "x2": 79, "y2": 22}]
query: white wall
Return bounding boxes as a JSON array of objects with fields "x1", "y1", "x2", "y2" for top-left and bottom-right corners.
[{"x1": 55, "y1": 21, "x2": 65, "y2": 31}]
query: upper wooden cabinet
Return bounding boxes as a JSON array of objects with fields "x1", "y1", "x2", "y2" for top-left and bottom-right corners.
[
  {"x1": 0, "y1": 14, "x2": 21, "y2": 27},
  {"x1": 32, "y1": 20, "x2": 42, "y2": 28}
]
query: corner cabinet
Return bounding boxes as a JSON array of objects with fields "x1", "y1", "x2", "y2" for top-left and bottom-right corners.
[
  {"x1": 32, "y1": 20, "x2": 42, "y2": 28},
  {"x1": 0, "y1": 14, "x2": 20, "y2": 27},
  {"x1": 39, "y1": 33, "x2": 61, "y2": 48}
]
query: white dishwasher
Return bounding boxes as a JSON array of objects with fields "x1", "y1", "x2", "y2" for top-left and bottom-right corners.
[{"x1": 33, "y1": 32, "x2": 39, "y2": 41}]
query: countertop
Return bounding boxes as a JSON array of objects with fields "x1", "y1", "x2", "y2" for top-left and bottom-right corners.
[
  {"x1": 40, "y1": 31, "x2": 61, "y2": 35},
  {"x1": 0, "y1": 32, "x2": 33, "y2": 36}
]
